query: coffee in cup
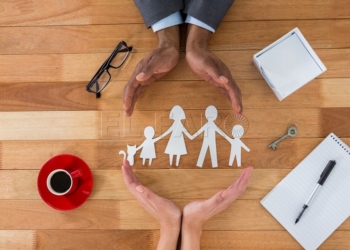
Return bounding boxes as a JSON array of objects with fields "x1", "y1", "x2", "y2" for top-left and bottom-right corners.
[{"x1": 47, "y1": 169, "x2": 82, "y2": 196}]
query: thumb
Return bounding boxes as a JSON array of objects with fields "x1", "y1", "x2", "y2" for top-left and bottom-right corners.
[
  {"x1": 136, "y1": 60, "x2": 158, "y2": 82},
  {"x1": 205, "y1": 61, "x2": 228, "y2": 84}
]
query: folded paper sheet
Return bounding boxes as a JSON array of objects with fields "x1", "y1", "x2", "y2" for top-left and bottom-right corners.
[{"x1": 253, "y1": 28, "x2": 327, "y2": 101}]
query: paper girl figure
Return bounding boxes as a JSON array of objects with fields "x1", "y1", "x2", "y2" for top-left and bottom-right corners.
[
  {"x1": 136, "y1": 126, "x2": 161, "y2": 166},
  {"x1": 226, "y1": 125, "x2": 250, "y2": 167},
  {"x1": 192, "y1": 105, "x2": 229, "y2": 168},
  {"x1": 159, "y1": 105, "x2": 194, "y2": 166}
]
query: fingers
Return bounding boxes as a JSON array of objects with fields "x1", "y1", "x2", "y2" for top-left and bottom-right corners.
[
  {"x1": 222, "y1": 167, "x2": 253, "y2": 198},
  {"x1": 136, "y1": 62, "x2": 158, "y2": 82},
  {"x1": 204, "y1": 59, "x2": 243, "y2": 114},
  {"x1": 123, "y1": 84, "x2": 146, "y2": 116},
  {"x1": 122, "y1": 160, "x2": 141, "y2": 190}
]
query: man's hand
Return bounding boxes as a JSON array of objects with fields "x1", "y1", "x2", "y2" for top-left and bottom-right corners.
[
  {"x1": 123, "y1": 26, "x2": 180, "y2": 116},
  {"x1": 186, "y1": 24, "x2": 243, "y2": 114}
]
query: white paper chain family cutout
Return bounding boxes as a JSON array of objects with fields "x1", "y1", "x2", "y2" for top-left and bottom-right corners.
[{"x1": 119, "y1": 105, "x2": 250, "y2": 168}]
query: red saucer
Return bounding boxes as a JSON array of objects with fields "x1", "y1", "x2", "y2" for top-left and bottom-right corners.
[{"x1": 38, "y1": 154, "x2": 93, "y2": 211}]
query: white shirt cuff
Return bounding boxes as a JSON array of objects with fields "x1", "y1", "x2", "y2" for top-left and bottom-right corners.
[
  {"x1": 151, "y1": 12, "x2": 183, "y2": 32},
  {"x1": 185, "y1": 15, "x2": 215, "y2": 33}
]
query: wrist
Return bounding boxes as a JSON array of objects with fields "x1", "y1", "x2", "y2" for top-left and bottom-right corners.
[
  {"x1": 181, "y1": 222, "x2": 202, "y2": 250},
  {"x1": 157, "y1": 223, "x2": 180, "y2": 250},
  {"x1": 156, "y1": 26, "x2": 180, "y2": 50},
  {"x1": 186, "y1": 24, "x2": 212, "y2": 51}
]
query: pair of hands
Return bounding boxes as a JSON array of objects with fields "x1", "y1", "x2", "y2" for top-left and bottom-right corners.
[
  {"x1": 122, "y1": 159, "x2": 253, "y2": 237},
  {"x1": 123, "y1": 24, "x2": 242, "y2": 117}
]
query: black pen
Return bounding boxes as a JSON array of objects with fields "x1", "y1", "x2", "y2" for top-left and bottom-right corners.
[{"x1": 295, "y1": 160, "x2": 337, "y2": 224}]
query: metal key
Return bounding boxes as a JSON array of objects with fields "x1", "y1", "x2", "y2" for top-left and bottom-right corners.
[{"x1": 268, "y1": 125, "x2": 298, "y2": 150}]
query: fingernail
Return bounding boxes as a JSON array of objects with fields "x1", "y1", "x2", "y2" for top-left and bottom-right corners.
[
  {"x1": 137, "y1": 72, "x2": 145, "y2": 79},
  {"x1": 219, "y1": 76, "x2": 227, "y2": 82},
  {"x1": 221, "y1": 190, "x2": 228, "y2": 198},
  {"x1": 136, "y1": 186, "x2": 144, "y2": 193}
]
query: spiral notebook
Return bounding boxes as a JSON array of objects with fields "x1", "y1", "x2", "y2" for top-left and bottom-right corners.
[{"x1": 261, "y1": 133, "x2": 350, "y2": 250}]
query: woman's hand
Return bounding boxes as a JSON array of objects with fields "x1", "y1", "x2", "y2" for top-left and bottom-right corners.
[{"x1": 122, "y1": 160, "x2": 181, "y2": 250}]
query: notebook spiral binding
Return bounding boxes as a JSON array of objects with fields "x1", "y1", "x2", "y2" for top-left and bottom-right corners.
[{"x1": 331, "y1": 134, "x2": 350, "y2": 155}]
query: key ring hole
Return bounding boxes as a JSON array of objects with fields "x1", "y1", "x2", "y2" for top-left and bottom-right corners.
[{"x1": 288, "y1": 127, "x2": 298, "y2": 137}]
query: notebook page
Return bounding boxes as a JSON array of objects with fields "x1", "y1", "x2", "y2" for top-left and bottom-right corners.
[{"x1": 261, "y1": 133, "x2": 350, "y2": 250}]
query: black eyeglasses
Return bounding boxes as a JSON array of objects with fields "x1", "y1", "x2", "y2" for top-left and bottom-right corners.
[{"x1": 86, "y1": 41, "x2": 133, "y2": 98}]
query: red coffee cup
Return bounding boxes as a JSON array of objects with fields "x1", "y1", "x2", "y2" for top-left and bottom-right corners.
[{"x1": 46, "y1": 169, "x2": 82, "y2": 196}]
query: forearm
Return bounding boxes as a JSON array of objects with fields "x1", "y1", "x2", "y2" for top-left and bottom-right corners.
[
  {"x1": 186, "y1": 24, "x2": 212, "y2": 51},
  {"x1": 181, "y1": 224, "x2": 202, "y2": 250},
  {"x1": 156, "y1": 26, "x2": 180, "y2": 50},
  {"x1": 157, "y1": 224, "x2": 181, "y2": 250}
]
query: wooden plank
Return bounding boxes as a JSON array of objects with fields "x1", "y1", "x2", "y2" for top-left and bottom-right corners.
[
  {"x1": 0, "y1": 49, "x2": 348, "y2": 83},
  {"x1": 3, "y1": 138, "x2": 350, "y2": 170},
  {"x1": 3, "y1": 138, "x2": 348, "y2": 170},
  {"x1": 0, "y1": 0, "x2": 349, "y2": 26},
  {"x1": 36, "y1": 230, "x2": 156, "y2": 250},
  {"x1": 0, "y1": 200, "x2": 349, "y2": 230},
  {"x1": 200, "y1": 230, "x2": 350, "y2": 250},
  {"x1": 0, "y1": 82, "x2": 98, "y2": 111},
  {"x1": 4, "y1": 229, "x2": 347, "y2": 250},
  {"x1": 96, "y1": 108, "x2": 350, "y2": 139},
  {"x1": 0, "y1": 111, "x2": 97, "y2": 140},
  {"x1": 0, "y1": 107, "x2": 349, "y2": 147},
  {"x1": 0, "y1": 200, "x2": 120, "y2": 230},
  {"x1": 1, "y1": 79, "x2": 350, "y2": 112},
  {"x1": 0, "y1": 230, "x2": 35, "y2": 250},
  {"x1": 0, "y1": 169, "x2": 289, "y2": 200},
  {"x1": 1, "y1": 20, "x2": 350, "y2": 55},
  {"x1": 0, "y1": 0, "x2": 143, "y2": 26},
  {"x1": 119, "y1": 199, "x2": 350, "y2": 231}
]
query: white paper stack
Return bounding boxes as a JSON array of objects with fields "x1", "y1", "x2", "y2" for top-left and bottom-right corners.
[{"x1": 253, "y1": 28, "x2": 327, "y2": 101}]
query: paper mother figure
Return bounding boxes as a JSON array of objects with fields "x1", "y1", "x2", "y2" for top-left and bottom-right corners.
[{"x1": 159, "y1": 105, "x2": 194, "y2": 166}]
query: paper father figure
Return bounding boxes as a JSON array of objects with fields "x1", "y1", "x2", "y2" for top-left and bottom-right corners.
[{"x1": 192, "y1": 105, "x2": 229, "y2": 168}]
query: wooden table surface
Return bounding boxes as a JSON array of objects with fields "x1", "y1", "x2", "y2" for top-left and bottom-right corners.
[{"x1": 1, "y1": 0, "x2": 350, "y2": 249}]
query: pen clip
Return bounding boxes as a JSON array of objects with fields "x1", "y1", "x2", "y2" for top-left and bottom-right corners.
[
  {"x1": 318, "y1": 160, "x2": 336, "y2": 185},
  {"x1": 320, "y1": 164, "x2": 331, "y2": 178}
]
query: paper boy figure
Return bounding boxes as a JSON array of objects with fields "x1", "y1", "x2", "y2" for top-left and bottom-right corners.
[{"x1": 226, "y1": 125, "x2": 250, "y2": 167}]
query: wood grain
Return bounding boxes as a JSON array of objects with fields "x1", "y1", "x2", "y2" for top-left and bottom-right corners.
[
  {"x1": 1, "y1": 0, "x2": 350, "y2": 249},
  {"x1": 0, "y1": 49, "x2": 349, "y2": 83},
  {"x1": 3, "y1": 108, "x2": 350, "y2": 141},
  {"x1": 0, "y1": 169, "x2": 289, "y2": 200},
  {"x1": 1, "y1": 200, "x2": 349, "y2": 230},
  {"x1": 0, "y1": 230, "x2": 35, "y2": 250},
  {"x1": 1, "y1": 20, "x2": 349, "y2": 55},
  {"x1": 0, "y1": 0, "x2": 349, "y2": 26},
  {"x1": 36, "y1": 230, "x2": 156, "y2": 250},
  {"x1": 1, "y1": 79, "x2": 349, "y2": 112},
  {"x1": 0, "y1": 111, "x2": 98, "y2": 140},
  {"x1": 1, "y1": 138, "x2": 350, "y2": 170},
  {"x1": 200, "y1": 231, "x2": 350, "y2": 250}
]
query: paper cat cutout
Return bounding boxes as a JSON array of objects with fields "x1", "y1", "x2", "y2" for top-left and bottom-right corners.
[{"x1": 119, "y1": 145, "x2": 137, "y2": 166}]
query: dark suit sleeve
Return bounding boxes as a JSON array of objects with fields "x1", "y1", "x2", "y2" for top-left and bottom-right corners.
[
  {"x1": 133, "y1": 0, "x2": 184, "y2": 28},
  {"x1": 183, "y1": 0, "x2": 235, "y2": 30}
]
